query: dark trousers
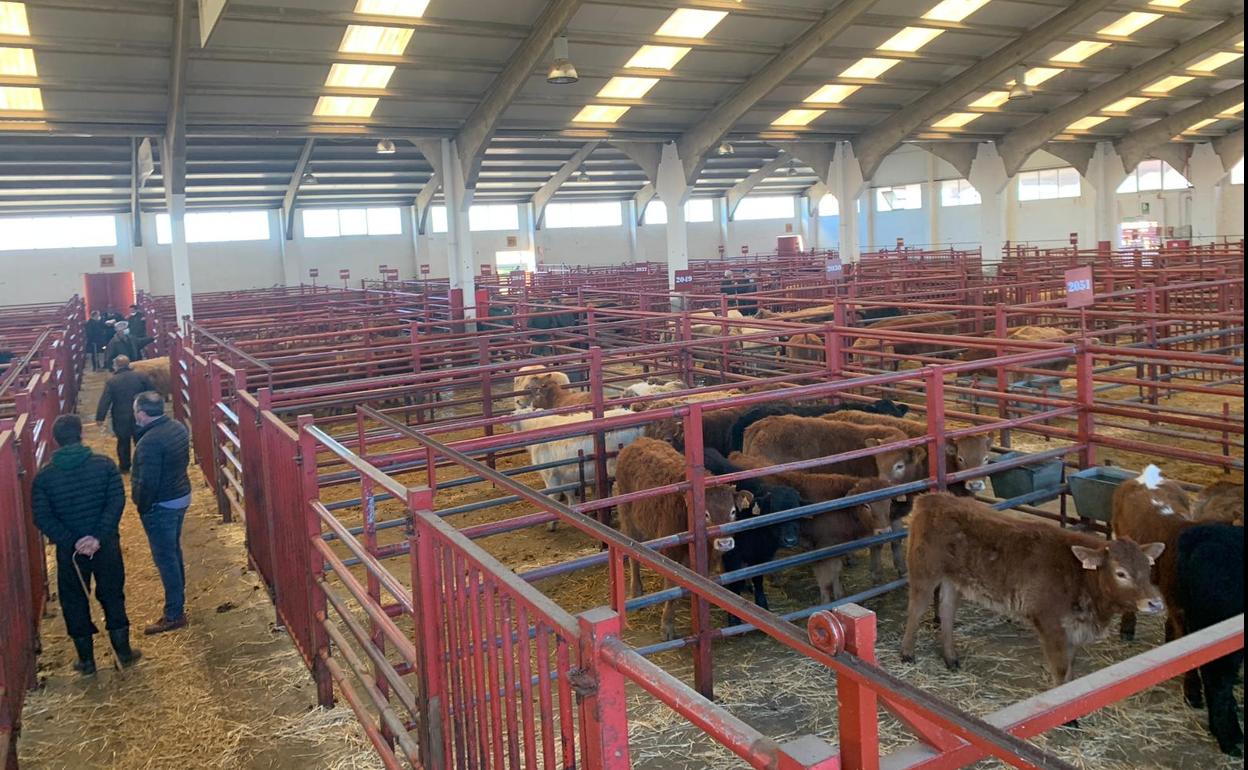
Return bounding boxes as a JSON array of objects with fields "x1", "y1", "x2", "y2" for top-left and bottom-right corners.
[
  {"x1": 56, "y1": 538, "x2": 130, "y2": 639},
  {"x1": 115, "y1": 427, "x2": 136, "y2": 473},
  {"x1": 89, "y1": 344, "x2": 104, "y2": 371},
  {"x1": 141, "y1": 507, "x2": 187, "y2": 621}
]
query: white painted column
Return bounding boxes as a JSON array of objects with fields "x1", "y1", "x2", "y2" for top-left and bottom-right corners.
[
  {"x1": 1086, "y1": 142, "x2": 1127, "y2": 246},
  {"x1": 655, "y1": 142, "x2": 691, "y2": 289},
  {"x1": 968, "y1": 142, "x2": 1011, "y2": 266},
  {"x1": 520, "y1": 201, "x2": 539, "y2": 266},
  {"x1": 830, "y1": 141, "x2": 865, "y2": 262},
  {"x1": 624, "y1": 199, "x2": 640, "y2": 263},
  {"x1": 1187, "y1": 142, "x2": 1226, "y2": 244},
  {"x1": 441, "y1": 137, "x2": 477, "y2": 316},
  {"x1": 926, "y1": 156, "x2": 941, "y2": 247},
  {"x1": 409, "y1": 206, "x2": 428, "y2": 276},
  {"x1": 716, "y1": 197, "x2": 729, "y2": 252},
  {"x1": 277, "y1": 214, "x2": 303, "y2": 286},
  {"x1": 167, "y1": 192, "x2": 194, "y2": 321}
]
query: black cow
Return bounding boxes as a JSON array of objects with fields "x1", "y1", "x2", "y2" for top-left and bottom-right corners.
[{"x1": 1177, "y1": 523, "x2": 1244, "y2": 757}]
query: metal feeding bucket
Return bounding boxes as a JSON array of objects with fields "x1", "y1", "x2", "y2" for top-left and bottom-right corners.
[{"x1": 1068, "y1": 465, "x2": 1137, "y2": 522}]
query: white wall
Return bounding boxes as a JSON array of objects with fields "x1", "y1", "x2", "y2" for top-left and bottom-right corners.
[{"x1": 2, "y1": 145, "x2": 1243, "y2": 306}]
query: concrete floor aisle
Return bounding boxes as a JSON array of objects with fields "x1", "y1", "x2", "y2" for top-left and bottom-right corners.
[{"x1": 18, "y1": 370, "x2": 381, "y2": 770}]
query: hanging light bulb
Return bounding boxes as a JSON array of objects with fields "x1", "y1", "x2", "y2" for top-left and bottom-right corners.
[
  {"x1": 785, "y1": 161, "x2": 798, "y2": 177},
  {"x1": 716, "y1": 141, "x2": 735, "y2": 156},
  {"x1": 1008, "y1": 65, "x2": 1033, "y2": 101},
  {"x1": 376, "y1": 138, "x2": 397, "y2": 155},
  {"x1": 301, "y1": 170, "x2": 319, "y2": 185},
  {"x1": 576, "y1": 169, "x2": 591, "y2": 183},
  {"x1": 547, "y1": 35, "x2": 578, "y2": 84}
]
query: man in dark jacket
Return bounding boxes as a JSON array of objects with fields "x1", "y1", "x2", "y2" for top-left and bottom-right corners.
[
  {"x1": 103, "y1": 321, "x2": 153, "y2": 367},
  {"x1": 32, "y1": 415, "x2": 141, "y2": 675},
  {"x1": 86, "y1": 311, "x2": 111, "y2": 371},
  {"x1": 125, "y1": 305, "x2": 148, "y2": 339},
  {"x1": 95, "y1": 355, "x2": 153, "y2": 474},
  {"x1": 132, "y1": 391, "x2": 192, "y2": 635}
]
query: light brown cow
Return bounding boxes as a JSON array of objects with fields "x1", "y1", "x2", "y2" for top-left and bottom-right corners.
[
  {"x1": 961, "y1": 325, "x2": 1078, "y2": 379},
  {"x1": 526, "y1": 376, "x2": 593, "y2": 410},
  {"x1": 851, "y1": 312, "x2": 960, "y2": 364},
  {"x1": 130, "y1": 356, "x2": 171, "y2": 400},
  {"x1": 822, "y1": 411, "x2": 994, "y2": 494},
  {"x1": 901, "y1": 492, "x2": 1164, "y2": 687},
  {"x1": 1194, "y1": 481, "x2": 1245, "y2": 526},
  {"x1": 512, "y1": 365, "x2": 570, "y2": 410},
  {"x1": 615, "y1": 437, "x2": 747, "y2": 641},
  {"x1": 742, "y1": 415, "x2": 927, "y2": 484}
]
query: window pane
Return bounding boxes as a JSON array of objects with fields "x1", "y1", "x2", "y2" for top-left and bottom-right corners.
[
  {"x1": 158, "y1": 211, "x2": 270, "y2": 244},
  {"x1": 339, "y1": 208, "x2": 368, "y2": 236},
  {"x1": 367, "y1": 207, "x2": 402, "y2": 235},
  {"x1": 876, "y1": 183, "x2": 921, "y2": 211},
  {"x1": 545, "y1": 201, "x2": 622, "y2": 229},
  {"x1": 643, "y1": 200, "x2": 667, "y2": 225},
  {"x1": 469, "y1": 203, "x2": 519, "y2": 231},
  {"x1": 685, "y1": 198, "x2": 714, "y2": 223},
  {"x1": 1231, "y1": 157, "x2": 1244, "y2": 185},
  {"x1": 735, "y1": 195, "x2": 794, "y2": 221},
  {"x1": 429, "y1": 206, "x2": 448, "y2": 233},
  {"x1": 302, "y1": 209, "x2": 340, "y2": 238},
  {"x1": 1137, "y1": 159, "x2": 1163, "y2": 192},
  {"x1": 817, "y1": 193, "x2": 839, "y2": 216},
  {"x1": 1116, "y1": 174, "x2": 1139, "y2": 194},
  {"x1": 1161, "y1": 162, "x2": 1191, "y2": 190},
  {"x1": 0, "y1": 214, "x2": 117, "y2": 251},
  {"x1": 1058, "y1": 168, "x2": 1080, "y2": 198},
  {"x1": 1036, "y1": 169, "x2": 1059, "y2": 199},
  {"x1": 1018, "y1": 171, "x2": 1039, "y2": 201}
]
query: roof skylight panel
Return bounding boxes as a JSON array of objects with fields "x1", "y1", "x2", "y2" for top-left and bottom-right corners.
[
  {"x1": 968, "y1": 91, "x2": 1009, "y2": 109},
  {"x1": 0, "y1": 2, "x2": 29, "y2": 36},
  {"x1": 354, "y1": 0, "x2": 429, "y2": 17},
  {"x1": 339, "y1": 25, "x2": 414, "y2": 55},
  {"x1": 572, "y1": 104, "x2": 630, "y2": 123},
  {"x1": 841, "y1": 57, "x2": 900, "y2": 80},
  {"x1": 922, "y1": 0, "x2": 991, "y2": 23},
  {"x1": 655, "y1": 8, "x2": 728, "y2": 39},
  {"x1": 625, "y1": 45, "x2": 691, "y2": 70},
  {"x1": 1183, "y1": 118, "x2": 1218, "y2": 132},
  {"x1": 597, "y1": 77, "x2": 659, "y2": 99},
  {"x1": 0, "y1": 85, "x2": 42, "y2": 111},
  {"x1": 1050, "y1": 41, "x2": 1110, "y2": 63},
  {"x1": 931, "y1": 112, "x2": 981, "y2": 128},
  {"x1": 314, "y1": 96, "x2": 380, "y2": 117},
  {"x1": 804, "y1": 84, "x2": 861, "y2": 104},
  {"x1": 1102, "y1": 96, "x2": 1150, "y2": 113},
  {"x1": 325, "y1": 63, "x2": 396, "y2": 89},
  {"x1": 878, "y1": 27, "x2": 943, "y2": 53},
  {"x1": 0, "y1": 46, "x2": 36, "y2": 76},
  {"x1": 1143, "y1": 75, "x2": 1194, "y2": 93},
  {"x1": 1067, "y1": 115, "x2": 1110, "y2": 131},
  {"x1": 1188, "y1": 51, "x2": 1243, "y2": 72},
  {"x1": 771, "y1": 109, "x2": 824, "y2": 127},
  {"x1": 1098, "y1": 12, "x2": 1163, "y2": 38}
]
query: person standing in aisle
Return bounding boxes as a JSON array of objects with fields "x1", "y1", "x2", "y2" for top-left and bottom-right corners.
[
  {"x1": 95, "y1": 355, "x2": 153, "y2": 474},
  {"x1": 131, "y1": 391, "x2": 192, "y2": 635},
  {"x1": 86, "y1": 311, "x2": 111, "y2": 371},
  {"x1": 32, "y1": 415, "x2": 142, "y2": 675}
]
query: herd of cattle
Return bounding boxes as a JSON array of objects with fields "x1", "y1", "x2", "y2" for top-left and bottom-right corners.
[{"x1": 508, "y1": 364, "x2": 1244, "y2": 756}]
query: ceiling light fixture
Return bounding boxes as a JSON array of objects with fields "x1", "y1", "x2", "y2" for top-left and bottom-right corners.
[
  {"x1": 376, "y1": 138, "x2": 397, "y2": 154},
  {"x1": 1008, "y1": 66, "x2": 1033, "y2": 100},
  {"x1": 576, "y1": 169, "x2": 591, "y2": 183},
  {"x1": 785, "y1": 162, "x2": 799, "y2": 177},
  {"x1": 301, "y1": 171, "x2": 319, "y2": 185},
  {"x1": 547, "y1": 35, "x2": 578, "y2": 85},
  {"x1": 716, "y1": 141, "x2": 734, "y2": 156}
]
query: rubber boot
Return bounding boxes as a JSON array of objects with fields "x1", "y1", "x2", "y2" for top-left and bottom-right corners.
[
  {"x1": 108, "y1": 627, "x2": 142, "y2": 667},
  {"x1": 71, "y1": 635, "x2": 97, "y2": 676}
]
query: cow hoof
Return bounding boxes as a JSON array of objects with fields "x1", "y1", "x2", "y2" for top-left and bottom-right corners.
[
  {"x1": 1062, "y1": 718, "x2": 1080, "y2": 729},
  {"x1": 1220, "y1": 743, "x2": 1242, "y2": 758},
  {"x1": 1184, "y1": 693, "x2": 1204, "y2": 709},
  {"x1": 943, "y1": 657, "x2": 960, "y2": 671},
  {"x1": 546, "y1": 521, "x2": 558, "y2": 533},
  {"x1": 661, "y1": 626, "x2": 677, "y2": 642},
  {"x1": 899, "y1": 652, "x2": 915, "y2": 664},
  {"x1": 1119, "y1": 630, "x2": 1135, "y2": 642}
]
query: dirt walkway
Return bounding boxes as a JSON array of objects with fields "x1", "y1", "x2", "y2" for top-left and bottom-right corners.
[{"x1": 19, "y1": 371, "x2": 381, "y2": 770}]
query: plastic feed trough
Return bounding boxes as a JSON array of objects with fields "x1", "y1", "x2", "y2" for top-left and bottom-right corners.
[
  {"x1": 987, "y1": 452, "x2": 1064, "y2": 503},
  {"x1": 1068, "y1": 466, "x2": 1137, "y2": 522}
]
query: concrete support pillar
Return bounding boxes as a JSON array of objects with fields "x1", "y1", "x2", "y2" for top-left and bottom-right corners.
[
  {"x1": 277, "y1": 214, "x2": 303, "y2": 285},
  {"x1": 926, "y1": 156, "x2": 940, "y2": 247},
  {"x1": 829, "y1": 141, "x2": 865, "y2": 262},
  {"x1": 441, "y1": 137, "x2": 477, "y2": 315},
  {"x1": 624, "y1": 199, "x2": 640, "y2": 262},
  {"x1": 968, "y1": 142, "x2": 1011, "y2": 266},
  {"x1": 798, "y1": 195, "x2": 819, "y2": 250},
  {"x1": 409, "y1": 206, "x2": 430, "y2": 276},
  {"x1": 521, "y1": 201, "x2": 539, "y2": 262},
  {"x1": 166, "y1": 192, "x2": 193, "y2": 321},
  {"x1": 716, "y1": 197, "x2": 729, "y2": 252},
  {"x1": 655, "y1": 142, "x2": 691, "y2": 289},
  {"x1": 1187, "y1": 142, "x2": 1227, "y2": 243},
  {"x1": 1086, "y1": 142, "x2": 1127, "y2": 245}
]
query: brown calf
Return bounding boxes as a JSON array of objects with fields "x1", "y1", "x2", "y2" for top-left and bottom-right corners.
[
  {"x1": 1194, "y1": 481, "x2": 1245, "y2": 526},
  {"x1": 526, "y1": 376, "x2": 593, "y2": 410},
  {"x1": 615, "y1": 437, "x2": 746, "y2": 641},
  {"x1": 741, "y1": 415, "x2": 926, "y2": 484},
  {"x1": 823, "y1": 411, "x2": 994, "y2": 494},
  {"x1": 130, "y1": 356, "x2": 172, "y2": 400},
  {"x1": 902, "y1": 492, "x2": 1164, "y2": 687},
  {"x1": 730, "y1": 451, "x2": 898, "y2": 586},
  {"x1": 851, "y1": 312, "x2": 959, "y2": 363}
]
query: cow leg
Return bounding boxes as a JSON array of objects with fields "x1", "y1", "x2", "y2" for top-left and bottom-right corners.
[
  {"x1": 751, "y1": 576, "x2": 769, "y2": 610},
  {"x1": 1201, "y1": 654, "x2": 1245, "y2": 755},
  {"x1": 900, "y1": 573, "x2": 938, "y2": 663},
  {"x1": 937, "y1": 580, "x2": 960, "y2": 671},
  {"x1": 812, "y1": 558, "x2": 845, "y2": 604},
  {"x1": 889, "y1": 520, "x2": 907, "y2": 577},
  {"x1": 1034, "y1": 618, "x2": 1074, "y2": 689},
  {"x1": 1166, "y1": 613, "x2": 1205, "y2": 708},
  {"x1": 660, "y1": 579, "x2": 678, "y2": 642},
  {"x1": 629, "y1": 557, "x2": 644, "y2": 598},
  {"x1": 868, "y1": 545, "x2": 883, "y2": 583}
]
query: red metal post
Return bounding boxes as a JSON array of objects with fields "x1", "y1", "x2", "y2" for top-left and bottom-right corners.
[
  {"x1": 298, "y1": 416, "x2": 334, "y2": 708},
  {"x1": 1075, "y1": 344, "x2": 1096, "y2": 469},
  {"x1": 835, "y1": 604, "x2": 881, "y2": 770},
  {"x1": 682, "y1": 403, "x2": 715, "y2": 699},
  {"x1": 577, "y1": 607, "x2": 632, "y2": 770},
  {"x1": 924, "y1": 367, "x2": 947, "y2": 490}
]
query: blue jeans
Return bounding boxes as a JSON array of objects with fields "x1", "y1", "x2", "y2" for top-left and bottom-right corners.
[{"x1": 141, "y1": 507, "x2": 187, "y2": 621}]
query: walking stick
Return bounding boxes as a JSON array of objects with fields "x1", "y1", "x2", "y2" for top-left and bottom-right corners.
[{"x1": 72, "y1": 552, "x2": 125, "y2": 672}]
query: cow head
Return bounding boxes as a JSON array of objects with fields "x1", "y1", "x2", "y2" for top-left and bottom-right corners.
[
  {"x1": 705, "y1": 486, "x2": 741, "y2": 555},
  {"x1": 947, "y1": 432, "x2": 994, "y2": 493},
  {"x1": 849, "y1": 478, "x2": 894, "y2": 534},
  {"x1": 1071, "y1": 538, "x2": 1166, "y2": 615},
  {"x1": 866, "y1": 437, "x2": 927, "y2": 483},
  {"x1": 525, "y1": 377, "x2": 563, "y2": 410}
]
